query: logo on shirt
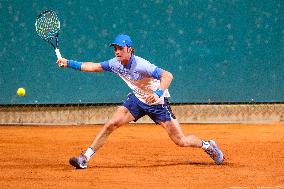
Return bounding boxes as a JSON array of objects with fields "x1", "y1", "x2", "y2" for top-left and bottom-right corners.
[{"x1": 112, "y1": 66, "x2": 142, "y2": 80}]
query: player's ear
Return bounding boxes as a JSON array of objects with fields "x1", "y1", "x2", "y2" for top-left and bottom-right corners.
[
  {"x1": 131, "y1": 48, "x2": 135, "y2": 54},
  {"x1": 126, "y1": 47, "x2": 131, "y2": 53},
  {"x1": 128, "y1": 47, "x2": 134, "y2": 54}
]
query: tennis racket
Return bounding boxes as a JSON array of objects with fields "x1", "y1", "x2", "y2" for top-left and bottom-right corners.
[{"x1": 35, "y1": 10, "x2": 62, "y2": 60}]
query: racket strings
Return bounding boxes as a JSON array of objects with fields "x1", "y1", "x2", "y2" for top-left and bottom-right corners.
[{"x1": 35, "y1": 11, "x2": 60, "y2": 41}]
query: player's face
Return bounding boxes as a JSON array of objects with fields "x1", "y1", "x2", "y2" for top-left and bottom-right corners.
[{"x1": 113, "y1": 45, "x2": 132, "y2": 64}]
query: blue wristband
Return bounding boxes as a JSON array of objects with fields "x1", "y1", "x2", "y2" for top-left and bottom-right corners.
[
  {"x1": 154, "y1": 89, "x2": 164, "y2": 97},
  {"x1": 67, "y1": 60, "x2": 82, "y2": 71}
]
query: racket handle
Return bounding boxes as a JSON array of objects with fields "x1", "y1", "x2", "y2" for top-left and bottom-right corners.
[{"x1": 55, "y1": 48, "x2": 62, "y2": 59}]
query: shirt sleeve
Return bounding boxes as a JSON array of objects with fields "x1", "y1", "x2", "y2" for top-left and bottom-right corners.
[
  {"x1": 143, "y1": 61, "x2": 164, "y2": 80},
  {"x1": 100, "y1": 61, "x2": 112, "y2": 72},
  {"x1": 152, "y1": 67, "x2": 164, "y2": 80}
]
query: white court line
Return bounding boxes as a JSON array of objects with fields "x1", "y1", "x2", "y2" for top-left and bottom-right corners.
[{"x1": 229, "y1": 186, "x2": 283, "y2": 189}]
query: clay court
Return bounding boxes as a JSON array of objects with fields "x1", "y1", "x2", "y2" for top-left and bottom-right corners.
[{"x1": 0, "y1": 123, "x2": 283, "y2": 188}]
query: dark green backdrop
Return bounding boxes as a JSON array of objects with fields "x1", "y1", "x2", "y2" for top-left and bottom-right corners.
[{"x1": 0, "y1": 0, "x2": 283, "y2": 104}]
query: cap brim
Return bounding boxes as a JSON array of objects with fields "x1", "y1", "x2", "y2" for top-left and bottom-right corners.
[{"x1": 109, "y1": 43, "x2": 126, "y2": 47}]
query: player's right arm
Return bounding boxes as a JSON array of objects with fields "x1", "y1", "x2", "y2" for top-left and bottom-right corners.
[{"x1": 57, "y1": 58, "x2": 104, "y2": 72}]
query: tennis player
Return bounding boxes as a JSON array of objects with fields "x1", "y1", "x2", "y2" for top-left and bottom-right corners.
[{"x1": 57, "y1": 34, "x2": 224, "y2": 169}]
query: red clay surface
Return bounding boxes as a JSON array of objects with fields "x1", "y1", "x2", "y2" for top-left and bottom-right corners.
[{"x1": 0, "y1": 123, "x2": 284, "y2": 188}]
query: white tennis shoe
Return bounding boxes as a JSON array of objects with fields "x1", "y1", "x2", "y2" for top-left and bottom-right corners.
[
  {"x1": 69, "y1": 154, "x2": 88, "y2": 169},
  {"x1": 204, "y1": 140, "x2": 224, "y2": 165}
]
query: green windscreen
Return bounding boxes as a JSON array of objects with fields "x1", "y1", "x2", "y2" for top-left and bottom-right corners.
[{"x1": 0, "y1": 0, "x2": 283, "y2": 104}]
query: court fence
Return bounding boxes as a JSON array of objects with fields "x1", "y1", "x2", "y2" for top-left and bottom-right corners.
[{"x1": 0, "y1": 103, "x2": 283, "y2": 125}]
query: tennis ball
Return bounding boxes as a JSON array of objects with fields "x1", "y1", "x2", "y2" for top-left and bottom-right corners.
[{"x1": 17, "y1": 87, "x2": 26, "y2": 97}]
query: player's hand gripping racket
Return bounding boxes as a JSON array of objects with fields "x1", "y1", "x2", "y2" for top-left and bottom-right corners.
[{"x1": 35, "y1": 10, "x2": 63, "y2": 66}]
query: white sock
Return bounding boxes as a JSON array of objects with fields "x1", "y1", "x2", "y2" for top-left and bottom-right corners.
[
  {"x1": 84, "y1": 147, "x2": 96, "y2": 161},
  {"x1": 201, "y1": 140, "x2": 210, "y2": 150}
]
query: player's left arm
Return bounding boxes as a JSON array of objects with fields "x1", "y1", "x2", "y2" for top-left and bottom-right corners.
[
  {"x1": 158, "y1": 70, "x2": 173, "y2": 92},
  {"x1": 145, "y1": 70, "x2": 173, "y2": 104}
]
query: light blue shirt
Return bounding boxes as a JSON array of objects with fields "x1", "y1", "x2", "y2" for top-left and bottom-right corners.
[{"x1": 100, "y1": 55, "x2": 170, "y2": 104}]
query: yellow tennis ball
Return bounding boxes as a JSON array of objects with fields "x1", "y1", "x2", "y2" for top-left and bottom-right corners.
[{"x1": 17, "y1": 87, "x2": 26, "y2": 96}]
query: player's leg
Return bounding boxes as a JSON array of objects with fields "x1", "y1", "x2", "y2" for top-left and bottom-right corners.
[
  {"x1": 147, "y1": 98, "x2": 204, "y2": 148},
  {"x1": 160, "y1": 118, "x2": 203, "y2": 148},
  {"x1": 160, "y1": 118, "x2": 224, "y2": 165},
  {"x1": 69, "y1": 106, "x2": 135, "y2": 169},
  {"x1": 149, "y1": 98, "x2": 224, "y2": 165},
  {"x1": 89, "y1": 106, "x2": 135, "y2": 151}
]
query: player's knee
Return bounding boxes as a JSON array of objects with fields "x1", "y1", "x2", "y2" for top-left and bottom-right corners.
[
  {"x1": 173, "y1": 136, "x2": 187, "y2": 147},
  {"x1": 104, "y1": 121, "x2": 119, "y2": 133}
]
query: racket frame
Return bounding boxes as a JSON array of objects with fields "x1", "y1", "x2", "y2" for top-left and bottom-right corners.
[{"x1": 35, "y1": 10, "x2": 62, "y2": 59}]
